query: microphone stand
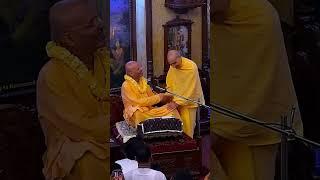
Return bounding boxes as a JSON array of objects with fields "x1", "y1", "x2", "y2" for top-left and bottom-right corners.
[{"x1": 152, "y1": 84, "x2": 320, "y2": 180}]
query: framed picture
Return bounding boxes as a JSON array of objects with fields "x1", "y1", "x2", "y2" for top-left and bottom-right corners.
[
  {"x1": 110, "y1": 0, "x2": 136, "y2": 89},
  {"x1": 163, "y1": 16, "x2": 193, "y2": 72}
]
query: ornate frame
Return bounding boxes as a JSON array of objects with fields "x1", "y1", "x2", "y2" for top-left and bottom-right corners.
[
  {"x1": 163, "y1": 16, "x2": 193, "y2": 72},
  {"x1": 109, "y1": 0, "x2": 137, "y2": 92},
  {"x1": 129, "y1": 0, "x2": 137, "y2": 61},
  {"x1": 164, "y1": 0, "x2": 204, "y2": 14},
  {"x1": 145, "y1": 0, "x2": 153, "y2": 79},
  {"x1": 108, "y1": 0, "x2": 136, "y2": 61}
]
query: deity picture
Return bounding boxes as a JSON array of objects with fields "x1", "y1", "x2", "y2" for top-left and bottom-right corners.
[
  {"x1": 163, "y1": 17, "x2": 192, "y2": 72},
  {"x1": 168, "y1": 26, "x2": 189, "y2": 57},
  {"x1": 110, "y1": 0, "x2": 135, "y2": 89}
]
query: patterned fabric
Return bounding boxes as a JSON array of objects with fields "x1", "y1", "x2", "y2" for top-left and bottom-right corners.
[
  {"x1": 115, "y1": 121, "x2": 137, "y2": 143},
  {"x1": 137, "y1": 117, "x2": 183, "y2": 139},
  {"x1": 148, "y1": 134, "x2": 198, "y2": 154}
]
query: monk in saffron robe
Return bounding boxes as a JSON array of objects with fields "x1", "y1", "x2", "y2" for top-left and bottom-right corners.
[
  {"x1": 210, "y1": 0, "x2": 303, "y2": 179},
  {"x1": 37, "y1": 0, "x2": 109, "y2": 179},
  {"x1": 121, "y1": 61, "x2": 181, "y2": 127},
  {"x1": 166, "y1": 50, "x2": 205, "y2": 138}
]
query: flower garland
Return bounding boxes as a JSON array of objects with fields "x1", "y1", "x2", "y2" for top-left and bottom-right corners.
[
  {"x1": 46, "y1": 41, "x2": 109, "y2": 102},
  {"x1": 124, "y1": 75, "x2": 148, "y2": 94}
]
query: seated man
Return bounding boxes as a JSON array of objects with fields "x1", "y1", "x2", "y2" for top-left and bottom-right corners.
[{"x1": 121, "y1": 61, "x2": 180, "y2": 127}]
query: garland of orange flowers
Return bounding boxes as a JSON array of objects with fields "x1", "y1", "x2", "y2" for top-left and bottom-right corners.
[
  {"x1": 124, "y1": 74, "x2": 148, "y2": 94},
  {"x1": 46, "y1": 41, "x2": 109, "y2": 102}
]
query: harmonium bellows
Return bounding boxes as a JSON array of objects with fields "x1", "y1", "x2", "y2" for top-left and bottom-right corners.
[{"x1": 137, "y1": 117, "x2": 183, "y2": 140}]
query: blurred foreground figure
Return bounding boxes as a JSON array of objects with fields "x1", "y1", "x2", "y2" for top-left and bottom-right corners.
[
  {"x1": 37, "y1": 0, "x2": 110, "y2": 179},
  {"x1": 210, "y1": 0, "x2": 303, "y2": 179}
]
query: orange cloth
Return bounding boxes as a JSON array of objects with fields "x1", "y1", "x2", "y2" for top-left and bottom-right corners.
[
  {"x1": 37, "y1": 43, "x2": 109, "y2": 180},
  {"x1": 121, "y1": 75, "x2": 180, "y2": 127}
]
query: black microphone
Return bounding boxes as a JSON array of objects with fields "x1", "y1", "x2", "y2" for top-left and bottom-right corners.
[
  {"x1": 154, "y1": 85, "x2": 167, "y2": 93},
  {"x1": 147, "y1": 78, "x2": 155, "y2": 88},
  {"x1": 147, "y1": 79, "x2": 166, "y2": 93}
]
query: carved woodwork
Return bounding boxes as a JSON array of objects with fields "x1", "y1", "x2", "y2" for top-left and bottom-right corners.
[{"x1": 165, "y1": 0, "x2": 205, "y2": 14}]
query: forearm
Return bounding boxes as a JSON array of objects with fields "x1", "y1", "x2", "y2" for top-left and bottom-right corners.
[
  {"x1": 136, "y1": 95, "x2": 161, "y2": 107},
  {"x1": 122, "y1": 90, "x2": 161, "y2": 107}
]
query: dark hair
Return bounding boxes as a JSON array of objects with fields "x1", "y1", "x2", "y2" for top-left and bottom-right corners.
[
  {"x1": 172, "y1": 168, "x2": 193, "y2": 180},
  {"x1": 123, "y1": 137, "x2": 145, "y2": 160},
  {"x1": 135, "y1": 143, "x2": 151, "y2": 163},
  {"x1": 111, "y1": 162, "x2": 122, "y2": 174}
]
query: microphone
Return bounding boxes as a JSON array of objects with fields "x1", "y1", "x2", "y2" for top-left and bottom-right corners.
[
  {"x1": 147, "y1": 78, "x2": 155, "y2": 88},
  {"x1": 147, "y1": 78, "x2": 213, "y2": 110},
  {"x1": 153, "y1": 85, "x2": 167, "y2": 93},
  {"x1": 147, "y1": 79, "x2": 167, "y2": 93}
]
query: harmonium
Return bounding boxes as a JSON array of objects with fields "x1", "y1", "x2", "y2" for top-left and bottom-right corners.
[
  {"x1": 137, "y1": 116, "x2": 183, "y2": 140},
  {"x1": 114, "y1": 116, "x2": 183, "y2": 143}
]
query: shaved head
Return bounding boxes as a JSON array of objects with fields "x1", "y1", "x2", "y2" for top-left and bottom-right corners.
[
  {"x1": 168, "y1": 50, "x2": 181, "y2": 58},
  {"x1": 125, "y1": 61, "x2": 138, "y2": 74},
  {"x1": 48, "y1": 0, "x2": 105, "y2": 61},
  {"x1": 125, "y1": 61, "x2": 143, "y2": 81},
  {"x1": 167, "y1": 50, "x2": 182, "y2": 68},
  {"x1": 49, "y1": 0, "x2": 90, "y2": 41}
]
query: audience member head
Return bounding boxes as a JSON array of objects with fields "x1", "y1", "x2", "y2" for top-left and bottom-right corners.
[
  {"x1": 135, "y1": 142, "x2": 152, "y2": 164},
  {"x1": 123, "y1": 137, "x2": 145, "y2": 160},
  {"x1": 125, "y1": 61, "x2": 143, "y2": 81},
  {"x1": 111, "y1": 162, "x2": 124, "y2": 180}
]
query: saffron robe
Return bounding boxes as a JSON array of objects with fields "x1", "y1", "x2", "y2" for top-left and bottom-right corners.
[
  {"x1": 121, "y1": 78, "x2": 180, "y2": 127},
  {"x1": 166, "y1": 57, "x2": 205, "y2": 138}
]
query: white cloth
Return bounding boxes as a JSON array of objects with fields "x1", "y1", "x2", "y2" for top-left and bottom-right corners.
[
  {"x1": 115, "y1": 158, "x2": 138, "y2": 174},
  {"x1": 124, "y1": 168, "x2": 167, "y2": 180},
  {"x1": 116, "y1": 121, "x2": 137, "y2": 143}
]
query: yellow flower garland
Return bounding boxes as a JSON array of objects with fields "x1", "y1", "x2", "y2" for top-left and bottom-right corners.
[
  {"x1": 124, "y1": 75, "x2": 148, "y2": 94},
  {"x1": 46, "y1": 41, "x2": 109, "y2": 102}
]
